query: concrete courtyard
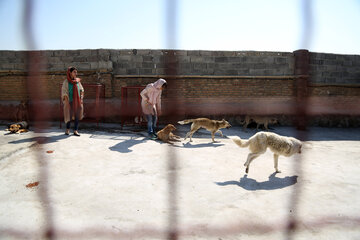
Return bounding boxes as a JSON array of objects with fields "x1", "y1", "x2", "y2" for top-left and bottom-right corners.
[{"x1": 0, "y1": 123, "x2": 360, "y2": 240}]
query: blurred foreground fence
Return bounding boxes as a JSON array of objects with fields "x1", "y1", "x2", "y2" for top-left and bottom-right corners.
[{"x1": 0, "y1": 0, "x2": 360, "y2": 240}]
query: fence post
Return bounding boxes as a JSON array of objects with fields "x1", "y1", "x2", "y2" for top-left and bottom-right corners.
[{"x1": 293, "y1": 49, "x2": 310, "y2": 131}]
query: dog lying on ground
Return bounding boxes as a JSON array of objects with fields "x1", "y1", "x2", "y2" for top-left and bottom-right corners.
[
  {"x1": 156, "y1": 124, "x2": 181, "y2": 144},
  {"x1": 231, "y1": 132, "x2": 302, "y2": 173},
  {"x1": 241, "y1": 115, "x2": 277, "y2": 131},
  {"x1": 178, "y1": 118, "x2": 231, "y2": 142},
  {"x1": 6, "y1": 121, "x2": 29, "y2": 134}
]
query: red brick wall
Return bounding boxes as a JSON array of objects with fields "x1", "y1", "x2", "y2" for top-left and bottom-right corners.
[{"x1": 0, "y1": 48, "x2": 359, "y2": 126}]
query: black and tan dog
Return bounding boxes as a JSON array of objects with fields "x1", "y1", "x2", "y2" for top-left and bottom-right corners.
[
  {"x1": 178, "y1": 118, "x2": 231, "y2": 142},
  {"x1": 6, "y1": 121, "x2": 29, "y2": 134}
]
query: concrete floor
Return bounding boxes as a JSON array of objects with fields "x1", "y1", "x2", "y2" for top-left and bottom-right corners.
[{"x1": 0, "y1": 124, "x2": 360, "y2": 240}]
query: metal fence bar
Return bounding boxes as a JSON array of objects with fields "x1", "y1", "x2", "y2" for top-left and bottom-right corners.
[
  {"x1": 1, "y1": 0, "x2": 360, "y2": 239},
  {"x1": 286, "y1": 0, "x2": 313, "y2": 238},
  {"x1": 165, "y1": 1, "x2": 180, "y2": 239},
  {"x1": 23, "y1": 1, "x2": 55, "y2": 239}
]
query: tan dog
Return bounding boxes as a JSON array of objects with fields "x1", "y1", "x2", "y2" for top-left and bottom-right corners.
[
  {"x1": 178, "y1": 118, "x2": 231, "y2": 142},
  {"x1": 231, "y1": 132, "x2": 302, "y2": 173},
  {"x1": 241, "y1": 115, "x2": 277, "y2": 131},
  {"x1": 156, "y1": 124, "x2": 181, "y2": 144},
  {"x1": 6, "y1": 121, "x2": 29, "y2": 134}
]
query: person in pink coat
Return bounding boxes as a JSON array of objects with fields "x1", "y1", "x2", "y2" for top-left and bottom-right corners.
[{"x1": 140, "y1": 78, "x2": 167, "y2": 138}]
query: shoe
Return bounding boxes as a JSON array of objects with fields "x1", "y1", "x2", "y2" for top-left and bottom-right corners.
[
  {"x1": 65, "y1": 129, "x2": 70, "y2": 135},
  {"x1": 73, "y1": 132, "x2": 80, "y2": 136},
  {"x1": 149, "y1": 133, "x2": 157, "y2": 140}
]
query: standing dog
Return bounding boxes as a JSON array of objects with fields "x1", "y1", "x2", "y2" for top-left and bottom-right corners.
[
  {"x1": 231, "y1": 132, "x2": 302, "y2": 173},
  {"x1": 241, "y1": 115, "x2": 277, "y2": 131},
  {"x1": 156, "y1": 124, "x2": 181, "y2": 144},
  {"x1": 178, "y1": 118, "x2": 231, "y2": 142}
]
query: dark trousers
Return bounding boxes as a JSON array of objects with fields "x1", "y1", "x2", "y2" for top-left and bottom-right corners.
[
  {"x1": 146, "y1": 114, "x2": 157, "y2": 136},
  {"x1": 66, "y1": 102, "x2": 80, "y2": 131}
]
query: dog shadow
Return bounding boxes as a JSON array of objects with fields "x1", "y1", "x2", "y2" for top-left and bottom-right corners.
[
  {"x1": 8, "y1": 134, "x2": 70, "y2": 145},
  {"x1": 109, "y1": 136, "x2": 146, "y2": 153},
  {"x1": 215, "y1": 173, "x2": 298, "y2": 191},
  {"x1": 179, "y1": 141, "x2": 225, "y2": 148}
]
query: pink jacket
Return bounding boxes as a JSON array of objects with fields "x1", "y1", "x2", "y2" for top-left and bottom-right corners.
[{"x1": 140, "y1": 78, "x2": 167, "y2": 115}]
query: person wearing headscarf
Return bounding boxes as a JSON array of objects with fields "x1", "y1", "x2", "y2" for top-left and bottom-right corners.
[
  {"x1": 140, "y1": 78, "x2": 167, "y2": 138},
  {"x1": 61, "y1": 66, "x2": 84, "y2": 136}
]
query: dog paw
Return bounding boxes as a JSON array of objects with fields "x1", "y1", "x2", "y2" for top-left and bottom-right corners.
[{"x1": 245, "y1": 168, "x2": 249, "y2": 173}]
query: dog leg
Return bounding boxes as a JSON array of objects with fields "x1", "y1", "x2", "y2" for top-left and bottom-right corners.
[
  {"x1": 211, "y1": 131, "x2": 216, "y2": 142},
  {"x1": 166, "y1": 139, "x2": 174, "y2": 144},
  {"x1": 216, "y1": 130, "x2": 223, "y2": 137},
  {"x1": 189, "y1": 131, "x2": 197, "y2": 142},
  {"x1": 170, "y1": 133, "x2": 181, "y2": 142},
  {"x1": 185, "y1": 130, "x2": 196, "y2": 142},
  {"x1": 273, "y1": 154, "x2": 281, "y2": 173},
  {"x1": 184, "y1": 131, "x2": 191, "y2": 141},
  {"x1": 187, "y1": 124, "x2": 200, "y2": 142},
  {"x1": 244, "y1": 153, "x2": 261, "y2": 174},
  {"x1": 243, "y1": 122, "x2": 249, "y2": 132}
]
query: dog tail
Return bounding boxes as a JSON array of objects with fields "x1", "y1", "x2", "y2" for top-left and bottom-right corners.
[
  {"x1": 231, "y1": 136, "x2": 250, "y2": 148},
  {"x1": 177, "y1": 119, "x2": 194, "y2": 125}
]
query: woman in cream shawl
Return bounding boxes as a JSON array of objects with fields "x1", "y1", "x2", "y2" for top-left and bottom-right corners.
[
  {"x1": 140, "y1": 78, "x2": 167, "y2": 138},
  {"x1": 61, "y1": 67, "x2": 84, "y2": 136}
]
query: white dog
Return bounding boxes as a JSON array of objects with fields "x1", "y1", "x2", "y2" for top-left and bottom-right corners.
[{"x1": 231, "y1": 132, "x2": 302, "y2": 173}]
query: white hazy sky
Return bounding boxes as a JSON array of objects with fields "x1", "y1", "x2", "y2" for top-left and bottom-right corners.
[{"x1": 0, "y1": 0, "x2": 359, "y2": 55}]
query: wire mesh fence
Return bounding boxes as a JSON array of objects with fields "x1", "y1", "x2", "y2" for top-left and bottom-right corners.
[{"x1": 1, "y1": 0, "x2": 360, "y2": 240}]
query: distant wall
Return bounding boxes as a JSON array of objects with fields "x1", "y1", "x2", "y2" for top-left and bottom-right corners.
[
  {"x1": 1, "y1": 49, "x2": 359, "y2": 81},
  {"x1": 0, "y1": 49, "x2": 359, "y2": 126}
]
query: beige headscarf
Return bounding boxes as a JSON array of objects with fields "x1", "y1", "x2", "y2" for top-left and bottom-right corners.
[{"x1": 140, "y1": 78, "x2": 167, "y2": 115}]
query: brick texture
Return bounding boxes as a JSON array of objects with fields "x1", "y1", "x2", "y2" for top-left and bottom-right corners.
[{"x1": 0, "y1": 49, "x2": 359, "y2": 125}]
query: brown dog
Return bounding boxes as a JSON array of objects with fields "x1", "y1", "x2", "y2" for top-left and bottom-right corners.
[
  {"x1": 178, "y1": 118, "x2": 231, "y2": 142},
  {"x1": 6, "y1": 121, "x2": 29, "y2": 134},
  {"x1": 241, "y1": 115, "x2": 277, "y2": 131},
  {"x1": 156, "y1": 124, "x2": 181, "y2": 144}
]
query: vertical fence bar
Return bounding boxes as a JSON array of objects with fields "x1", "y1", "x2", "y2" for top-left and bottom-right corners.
[
  {"x1": 23, "y1": 0, "x2": 55, "y2": 239},
  {"x1": 165, "y1": 1, "x2": 180, "y2": 239},
  {"x1": 286, "y1": 0, "x2": 313, "y2": 238},
  {"x1": 286, "y1": 50, "x2": 310, "y2": 240}
]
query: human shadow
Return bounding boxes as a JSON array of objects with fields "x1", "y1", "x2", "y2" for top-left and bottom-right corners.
[
  {"x1": 8, "y1": 134, "x2": 70, "y2": 145},
  {"x1": 109, "y1": 136, "x2": 146, "y2": 153},
  {"x1": 215, "y1": 172, "x2": 298, "y2": 191}
]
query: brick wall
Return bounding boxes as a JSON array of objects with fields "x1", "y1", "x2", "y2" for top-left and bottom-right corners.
[{"x1": 0, "y1": 49, "x2": 359, "y2": 126}]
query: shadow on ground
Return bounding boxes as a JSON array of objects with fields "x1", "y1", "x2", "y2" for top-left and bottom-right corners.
[
  {"x1": 109, "y1": 136, "x2": 147, "y2": 153},
  {"x1": 178, "y1": 141, "x2": 225, "y2": 148},
  {"x1": 8, "y1": 134, "x2": 70, "y2": 145},
  {"x1": 215, "y1": 172, "x2": 298, "y2": 191}
]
